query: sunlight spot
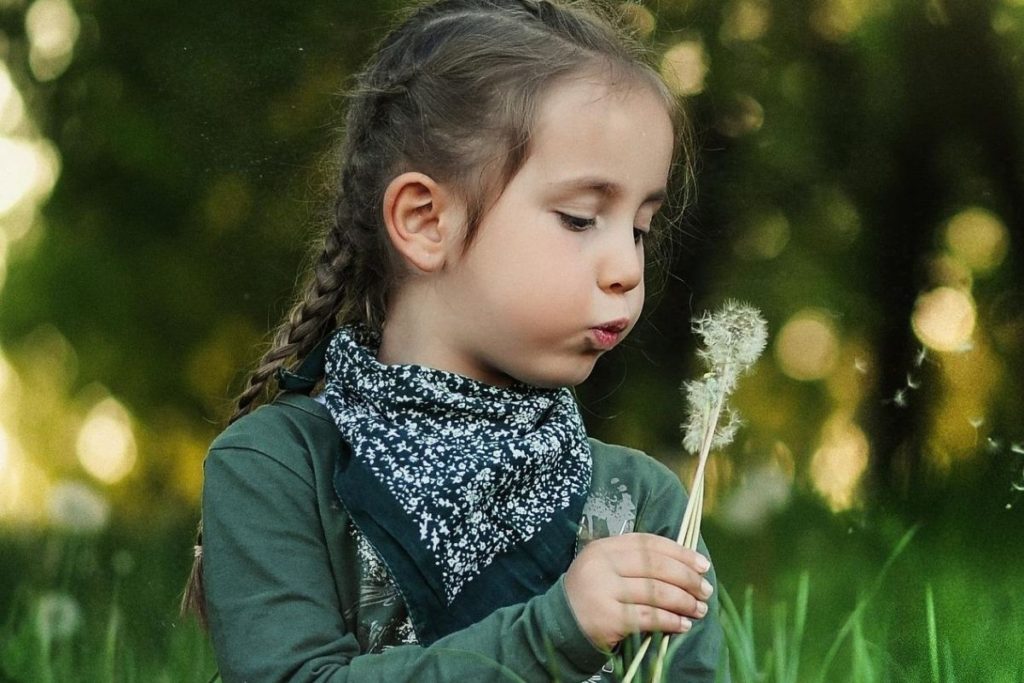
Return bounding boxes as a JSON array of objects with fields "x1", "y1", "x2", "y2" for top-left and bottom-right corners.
[
  {"x1": 944, "y1": 207, "x2": 1008, "y2": 275},
  {"x1": 720, "y1": 0, "x2": 771, "y2": 43},
  {"x1": 0, "y1": 231, "x2": 7, "y2": 294},
  {"x1": 991, "y1": 8, "x2": 1018, "y2": 33},
  {"x1": 810, "y1": 414, "x2": 869, "y2": 511},
  {"x1": 660, "y1": 40, "x2": 708, "y2": 96},
  {"x1": 25, "y1": 0, "x2": 80, "y2": 81},
  {"x1": 0, "y1": 426, "x2": 10, "y2": 475},
  {"x1": 0, "y1": 440, "x2": 50, "y2": 526},
  {"x1": 0, "y1": 63, "x2": 27, "y2": 134},
  {"x1": 775, "y1": 309, "x2": 840, "y2": 381},
  {"x1": 0, "y1": 136, "x2": 60, "y2": 219},
  {"x1": 911, "y1": 287, "x2": 976, "y2": 352},
  {"x1": 76, "y1": 397, "x2": 137, "y2": 484}
]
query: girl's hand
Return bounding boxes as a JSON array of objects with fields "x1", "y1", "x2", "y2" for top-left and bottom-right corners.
[{"x1": 563, "y1": 532, "x2": 713, "y2": 652}]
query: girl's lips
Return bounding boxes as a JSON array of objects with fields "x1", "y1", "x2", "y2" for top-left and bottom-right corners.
[{"x1": 590, "y1": 327, "x2": 621, "y2": 349}]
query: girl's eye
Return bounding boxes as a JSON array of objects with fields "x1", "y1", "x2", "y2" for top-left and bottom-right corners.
[{"x1": 557, "y1": 212, "x2": 596, "y2": 231}]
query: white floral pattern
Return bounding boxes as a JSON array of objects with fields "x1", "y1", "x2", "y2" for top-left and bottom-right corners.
[{"x1": 322, "y1": 323, "x2": 592, "y2": 604}]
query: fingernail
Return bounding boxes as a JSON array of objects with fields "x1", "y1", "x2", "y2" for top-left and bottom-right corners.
[
  {"x1": 696, "y1": 601, "x2": 708, "y2": 616},
  {"x1": 680, "y1": 617, "x2": 692, "y2": 632},
  {"x1": 697, "y1": 556, "x2": 710, "y2": 572},
  {"x1": 701, "y1": 579, "x2": 713, "y2": 597}
]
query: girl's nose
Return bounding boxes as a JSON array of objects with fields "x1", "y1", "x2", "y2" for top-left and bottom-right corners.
[{"x1": 597, "y1": 226, "x2": 643, "y2": 294}]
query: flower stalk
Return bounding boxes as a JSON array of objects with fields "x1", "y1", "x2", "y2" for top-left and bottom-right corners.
[{"x1": 622, "y1": 300, "x2": 767, "y2": 683}]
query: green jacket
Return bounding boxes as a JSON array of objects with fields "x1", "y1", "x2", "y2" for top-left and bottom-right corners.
[{"x1": 202, "y1": 393, "x2": 729, "y2": 682}]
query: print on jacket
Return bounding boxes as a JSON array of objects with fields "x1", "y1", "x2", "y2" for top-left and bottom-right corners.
[{"x1": 349, "y1": 475, "x2": 637, "y2": 681}]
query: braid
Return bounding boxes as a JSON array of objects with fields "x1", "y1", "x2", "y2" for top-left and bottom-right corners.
[{"x1": 230, "y1": 217, "x2": 358, "y2": 424}]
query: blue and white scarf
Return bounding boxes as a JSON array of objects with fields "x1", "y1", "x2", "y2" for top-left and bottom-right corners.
[{"x1": 322, "y1": 323, "x2": 592, "y2": 644}]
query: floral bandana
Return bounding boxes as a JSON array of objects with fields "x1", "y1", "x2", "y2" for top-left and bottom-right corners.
[{"x1": 322, "y1": 323, "x2": 592, "y2": 644}]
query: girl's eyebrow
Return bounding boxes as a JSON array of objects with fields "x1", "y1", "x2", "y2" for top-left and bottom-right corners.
[{"x1": 551, "y1": 176, "x2": 667, "y2": 204}]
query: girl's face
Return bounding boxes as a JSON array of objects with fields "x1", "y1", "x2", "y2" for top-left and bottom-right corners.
[{"x1": 432, "y1": 74, "x2": 675, "y2": 388}]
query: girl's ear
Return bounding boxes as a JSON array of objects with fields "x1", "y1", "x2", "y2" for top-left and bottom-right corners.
[{"x1": 382, "y1": 172, "x2": 464, "y2": 274}]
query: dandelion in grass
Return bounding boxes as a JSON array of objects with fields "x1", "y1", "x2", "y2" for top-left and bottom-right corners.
[
  {"x1": 35, "y1": 592, "x2": 82, "y2": 642},
  {"x1": 623, "y1": 300, "x2": 767, "y2": 683},
  {"x1": 47, "y1": 480, "x2": 110, "y2": 534}
]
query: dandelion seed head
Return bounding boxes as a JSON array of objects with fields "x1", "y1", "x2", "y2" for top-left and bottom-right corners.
[
  {"x1": 692, "y1": 299, "x2": 768, "y2": 373},
  {"x1": 892, "y1": 389, "x2": 907, "y2": 408},
  {"x1": 35, "y1": 592, "x2": 82, "y2": 642},
  {"x1": 47, "y1": 480, "x2": 110, "y2": 534},
  {"x1": 712, "y1": 408, "x2": 743, "y2": 450},
  {"x1": 681, "y1": 378, "x2": 716, "y2": 454}
]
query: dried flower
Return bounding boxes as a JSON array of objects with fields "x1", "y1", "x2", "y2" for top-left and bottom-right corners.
[
  {"x1": 682, "y1": 301, "x2": 768, "y2": 454},
  {"x1": 624, "y1": 300, "x2": 768, "y2": 683}
]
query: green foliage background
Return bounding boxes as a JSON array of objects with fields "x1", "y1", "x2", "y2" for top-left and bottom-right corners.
[{"x1": 1, "y1": 0, "x2": 1022, "y2": 679}]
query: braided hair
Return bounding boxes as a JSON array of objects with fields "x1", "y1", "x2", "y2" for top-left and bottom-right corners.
[{"x1": 181, "y1": 0, "x2": 697, "y2": 627}]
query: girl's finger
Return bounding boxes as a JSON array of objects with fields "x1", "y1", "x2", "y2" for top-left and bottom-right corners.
[
  {"x1": 617, "y1": 603, "x2": 694, "y2": 636},
  {"x1": 615, "y1": 550, "x2": 712, "y2": 601},
  {"x1": 617, "y1": 577, "x2": 708, "y2": 620},
  {"x1": 612, "y1": 533, "x2": 711, "y2": 574}
]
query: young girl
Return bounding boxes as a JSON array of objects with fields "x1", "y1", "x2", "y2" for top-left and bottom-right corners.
[{"x1": 183, "y1": 0, "x2": 728, "y2": 680}]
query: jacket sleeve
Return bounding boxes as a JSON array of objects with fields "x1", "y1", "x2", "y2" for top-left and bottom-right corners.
[
  {"x1": 202, "y1": 444, "x2": 611, "y2": 683},
  {"x1": 631, "y1": 461, "x2": 732, "y2": 683}
]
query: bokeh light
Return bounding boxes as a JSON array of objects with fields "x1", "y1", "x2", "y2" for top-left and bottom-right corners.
[
  {"x1": 774, "y1": 309, "x2": 840, "y2": 381},
  {"x1": 911, "y1": 287, "x2": 977, "y2": 352},
  {"x1": 25, "y1": 0, "x2": 80, "y2": 81},
  {"x1": 810, "y1": 0, "x2": 878, "y2": 42},
  {"x1": 732, "y1": 207, "x2": 790, "y2": 260},
  {"x1": 660, "y1": 40, "x2": 709, "y2": 96},
  {"x1": 720, "y1": 0, "x2": 771, "y2": 43},
  {"x1": 0, "y1": 63, "x2": 26, "y2": 134},
  {"x1": 715, "y1": 93, "x2": 765, "y2": 138},
  {"x1": 944, "y1": 207, "x2": 1009, "y2": 275},
  {"x1": 76, "y1": 397, "x2": 138, "y2": 485},
  {"x1": 809, "y1": 413, "x2": 869, "y2": 511},
  {"x1": 0, "y1": 137, "x2": 60, "y2": 219}
]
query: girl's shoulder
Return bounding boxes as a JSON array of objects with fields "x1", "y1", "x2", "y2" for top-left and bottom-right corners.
[
  {"x1": 586, "y1": 436, "x2": 684, "y2": 500},
  {"x1": 206, "y1": 393, "x2": 340, "y2": 484}
]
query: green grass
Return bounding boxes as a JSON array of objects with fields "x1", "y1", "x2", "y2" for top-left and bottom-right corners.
[{"x1": 2, "y1": 509, "x2": 1022, "y2": 682}]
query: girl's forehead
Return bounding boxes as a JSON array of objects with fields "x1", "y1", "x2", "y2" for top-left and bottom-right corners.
[{"x1": 524, "y1": 77, "x2": 674, "y2": 190}]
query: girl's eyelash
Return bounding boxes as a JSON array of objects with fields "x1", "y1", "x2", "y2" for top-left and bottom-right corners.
[
  {"x1": 558, "y1": 212, "x2": 648, "y2": 244},
  {"x1": 557, "y1": 212, "x2": 596, "y2": 231}
]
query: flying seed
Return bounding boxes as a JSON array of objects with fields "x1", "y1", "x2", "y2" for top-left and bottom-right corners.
[{"x1": 906, "y1": 374, "x2": 920, "y2": 390}]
